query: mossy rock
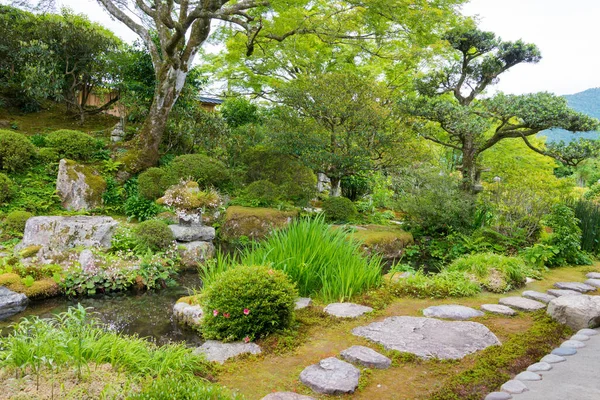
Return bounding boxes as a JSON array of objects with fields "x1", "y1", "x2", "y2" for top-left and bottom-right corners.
[
  {"x1": 348, "y1": 225, "x2": 414, "y2": 260},
  {"x1": 19, "y1": 245, "x2": 42, "y2": 259},
  {"x1": 0, "y1": 273, "x2": 60, "y2": 300},
  {"x1": 177, "y1": 295, "x2": 201, "y2": 306},
  {"x1": 220, "y1": 206, "x2": 297, "y2": 242},
  {"x1": 57, "y1": 159, "x2": 106, "y2": 210}
]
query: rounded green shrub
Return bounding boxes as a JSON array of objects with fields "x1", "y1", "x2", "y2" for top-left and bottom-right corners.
[
  {"x1": 4, "y1": 210, "x2": 33, "y2": 235},
  {"x1": 138, "y1": 167, "x2": 177, "y2": 200},
  {"x1": 134, "y1": 220, "x2": 174, "y2": 252},
  {"x1": 46, "y1": 129, "x2": 98, "y2": 161},
  {"x1": 37, "y1": 147, "x2": 61, "y2": 164},
  {"x1": 0, "y1": 130, "x2": 36, "y2": 172},
  {"x1": 0, "y1": 173, "x2": 14, "y2": 203},
  {"x1": 322, "y1": 196, "x2": 357, "y2": 222},
  {"x1": 201, "y1": 265, "x2": 297, "y2": 341},
  {"x1": 244, "y1": 180, "x2": 280, "y2": 206},
  {"x1": 168, "y1": 154, "x2": 231, "y2": 190}
]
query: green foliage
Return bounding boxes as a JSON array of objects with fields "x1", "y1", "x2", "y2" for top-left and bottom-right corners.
[
  {"x1": 0, "y1": 173, "x2": 13, "y2": 203},
  {"x1": 3, "y1": 210, "x2": 33, "y2": 236},
  {"x1": 322, "y1": 197, "x2": 357, "y2": 223},
  {"x1": 242, "y1": 180, "x2": 281, "y2": 207},
  {"x1": 124, "y1": 195, "x2": 162, "y2": 222},
  {"x1": 134, "y1": 220, "x2": 175, "y2": 253},
  {"x1": 0, "y1": 130, "x2": 36, "y2": 172},
  {"x1": 446, "y1": 253, "x2": 542, "y2": 293},
  {"x1": 541, "y1": 204, "x2": 591, "y2": 266},
  {"x1": 36, "y1": 147, "x2": 61, "y2": 164},
  {"x1": 201, "y1": 265, "x2": 297, "y2": 342},
  {"x1": 137, "y1": 167, "x2": 177, "y2": 200},
  {"x1": 221, "y1": 97, "x2": 259, "y2": 128},
  {"x1": 129, "y1": 375, "x2": 236, "y2": 400},
  {"x1": 110, "y1": 226, "x2": 140, "y2": 253},
  {"x1": 45, "y1": 129, "x2": 98, "y2": 161},
  {"x1": 388, "y1": 270, "x2": 481, "y2": 299},
  {"x1": 168, "y1": 154, "x2": 231, "y2": 190},
  {"x1": 574, "y1": 200, "x2": 600, "y2": 254}
]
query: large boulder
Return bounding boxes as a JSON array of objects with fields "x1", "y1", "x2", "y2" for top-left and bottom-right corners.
[
  {"x1": 17, "y1": 216, "x2": 118, "y2": 252},
  {"x1": 169, "y1": 225, "x2": 215, "y2": 242},
  {"x1": 178, "y1": 241, "x2": 215, "y2": 269},
  {"x1": 220, "y1": 206, "x2": 296, "y2": 242},
  {"x1": 56, "y1": 159, "x2": 106, "y2": 211},
  {"x1": 0, "y1": 286, "x2": 28, "y2": 320},
  {"x1": 547, "y1": 295, "x2": 600, "y2": 330}
]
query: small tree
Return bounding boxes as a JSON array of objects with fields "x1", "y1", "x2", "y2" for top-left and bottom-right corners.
[{"x1": 405, "y1": 26, "x2": 599, "y2": 192}]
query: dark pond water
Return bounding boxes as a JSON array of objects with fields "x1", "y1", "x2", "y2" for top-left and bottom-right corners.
[{"x1": 0, "y1": 272, "x2": 204, "y2": 346}]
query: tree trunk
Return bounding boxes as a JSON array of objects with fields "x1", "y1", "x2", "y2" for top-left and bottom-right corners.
[
  {"x1": 461, "y1": 144, "x2": 478, "y2": 193},
  {"x1": 122, "y1": 65, "x2": 187, "y2": 173},
  {"x1": 330, "y1": 177, "x2": 341, "y2": 197}
]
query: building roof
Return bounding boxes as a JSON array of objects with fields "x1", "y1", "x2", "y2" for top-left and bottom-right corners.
[{"x1": 198, "y1": 96, "x2": 224, "y2": 105}]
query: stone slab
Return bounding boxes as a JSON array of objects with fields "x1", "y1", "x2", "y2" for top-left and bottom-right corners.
[
  {"x1": 551, "y1": 347, "x2": 577, "y2": 356},
  {"x1": 485, "y1": 392, "x2": 513, "y2": 400},
  {"x1": 498, "y1": 297, "x2": 546, "y2": 311},
  {"x1": 527, "y1": 362, "x2": 552, "y2": 372},
  {"x1": 481, "y1": 304, "x2": 517, "y2": 316},
  {"x1": 501, "y1": 380, "x2": 528, "y2": 394},
  {"x1": 261, "y1": 393, "x2": 315, "y2": 400},
  {"x1": 586, "y1": 272, "x2": 600, "y2": 279},
  {"x1": 340, "y1": 345, "x2": 391, "y2": 369},
  {"x1": 169, "y1": 225, "x2": 215, "y2": 242},
  {"x1": 570, "y1": 334, "x2": 590, "y2": 341},
  {"x1": 560, "y1": 340, "x2": 586, "y2": 349},
  {"x1": 578, "y1": 329, "x2": 599, "y2": 336},
  {"x1": 194, "y1": 340, "x2": 261, "y2": 364},
  {"x1": 554, "y1": 282, "x2": 596, "y2": 293},
  {"x1": 295, "y1": 298, "x2": 312, "y2": 310},
  {"x1": 422, "y1": 304, "x2": 484, "y2": 320},
  {"x1": 547, "y1": 289, "x2": 583, "y2": 297},
  {"x1": 522, "y1": 290, "x2": 556, "y2": 304},
  {"x1": 515, "y1": 371, "x2": 541, "y2": 381},
  {"x1": 0, "y1": 287, "x2": 28, "y2": 320},
  {"x1": 299, "y1": 357, "x2": 360, "y2": 395},
  {"x1": 584, "y1": 279, "x2": 600, "y2": 288},
  {"x1": 540, "y1": 354, "x2": 566, "y2": 364},
  {"x1": 324, "y1": 303, "x2": 373, "y2": 318},
  {"x1": 352, "y1": 316, "x2": 500, "y2": 360}
]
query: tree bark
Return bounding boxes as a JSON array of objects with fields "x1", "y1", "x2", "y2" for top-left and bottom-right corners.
[
  {"x1": 460, "y1": 142, "x2": 478, "y2": 193},
  {"x1": 329, "y1": 177, "x2": 341, "y2": 197}
]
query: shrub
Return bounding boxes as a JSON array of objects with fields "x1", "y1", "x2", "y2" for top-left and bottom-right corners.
[
  {"x1": 0, "y1": 130, "x2": 36, "y2": 172},
  {"x1": 45, "y1": 129, "x2": 97, "y2": 161},
  {"x1": 134, "y1": 220, "x2": 174, "y2": 252},
  {"x1": 138, "y1": 167, "x2": 177, "y2": 200},
  {"x1": 168, "y1": 154, "x2": 231, "y2": 190},
  {"x1": 541, "y1": 204, "x2": 591, "y2": 266},
  {"x1": 3, "y1": 210, "x2": 33, "y2": 235},
  {"x1": 243, "y1": 180, "x2": 281, "y2": 207},
  {"x1": 388, "y1": 270, "x2": 481, "y2": 299},
  {"x1": 131, "y1": 375, "x2": 235, "y2": 400},
  {"x1": 0, "y1": 173, "x2": 14, "y2": 203},
  {"x1": 124, "y1": 195, "x2": 162, "y2": 222},
  {"x1": 36, "y1": 147, "x2": 61, "y2": 164},
  {"x1": 201, "y1": 265, "x2": 297, "y2": 341},
  {"x1": 446, "y1": 253, "x2": 542, "y2": 293},
  {"x1": 322, "y1": 196, "x2": 357, "y2": 223},
  {"x1": 575, "y1": 200, "x2": 600, "y2": 254}
]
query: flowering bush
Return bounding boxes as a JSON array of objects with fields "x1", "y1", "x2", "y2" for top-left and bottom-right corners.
[{"x1": 200, "y1": 265, "x2": 297, "y2": 342}]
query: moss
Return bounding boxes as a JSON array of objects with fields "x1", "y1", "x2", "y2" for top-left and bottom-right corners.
[
  {"x1": 62, "y1": 160, "x2": 107, "y2": 206},
  {"x1": 0, "y1": 273, "x2": 21, "y2": 286},
  {"x1": 177, "y1": 295, "x2": 200, "y2": 305},
  {"x1": 220, "y1": 206, "x2": 298, "y2": 242},
  {"x1": 349, "y1": 225, "x2": 414, "y2": 259},
  {"x1": 19, "y1": 245, "x2": 41, "y2": 259},
  {"x1": 0, "y1": 274, "x2": 59, "y2": 299}
]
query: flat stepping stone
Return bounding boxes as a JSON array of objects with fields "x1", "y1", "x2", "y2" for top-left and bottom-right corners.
[
  {"x1": 485, "y1": 392, "x2": 512, "y2": 400},
  {"x1": 194, "y1": 340, "x2": 261, "y2": 364},
  {"x1": 551, "y1": 347, "x2": 577, "y2": 356},
  {"x1": 527, "y1": 362, "x2": 552, "y2": 372},
  {"x1": 584, "y1": 278, "x2": 600, "y2": 288},
  {"x1": 422, "y1": 304, "x2": 484, "y2": 320},
  {"x1": 586, "y1": 272, "x2": 600, "y2": 279},
  {"x1": 299, "y1": 357, "x2": 360, "y2": 395},
  {"x1": 481, "y1": 304, "x2": 517, "y2": 316},
  {"x1": 340, "y1": 345, "x2": 391, "y2": 369},
  {"x1": 547, "y1": 289, "x2": 583, "y2": 297},
  {"x1": 554, "y1": 282, "x2": 596, "y2": 293},
  {"x1": 261, "y1": 393, "x2": 315, "y2": 400},
  {"x1": 540, "y1": 354, "x2": 566, "y2": 363},
  {"x1": 560, "y1": 340, "x2": 586, "y2": 349},
  {"x1": 570, "y1": 334, "x2": 590, "y2": 341},
  {"x1": 522, "y1": 290, "x2": 556, "y2": 304},
  {"x1": 515, "y1": 371, "x2": 541, "y2": 381},
  {"x1": 324, "y1": 303, "x2": 373, "y2": 318},
  {"x1": 295, "y1": 298, "x2": 312, "y2": 310},
  {"x1": 577, "y1": 328, "x2": 599, "y2": 336},
  {"x1": 498, "y1": 297, "x2": 546, "y2": 311},
  {"x1": 352, "y1": 316, "x2": 500, "y2": 360},
  {"x1": 501, "y1": 380, "x2": 528, "y2": 394}
]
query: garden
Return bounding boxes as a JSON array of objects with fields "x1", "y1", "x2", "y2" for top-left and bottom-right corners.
[{"x1": 1, "y1": 1, "x2": 600, "y2": 399}]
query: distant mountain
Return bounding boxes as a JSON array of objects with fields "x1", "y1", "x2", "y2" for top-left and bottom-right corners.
[{"x1": 540, "y1": 87, "x2": 600, "y2": 143}]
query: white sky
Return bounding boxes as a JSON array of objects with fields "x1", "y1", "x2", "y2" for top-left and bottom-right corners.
[{"x1": 56, "y1": 0, "x2": 600, "y2": 96}]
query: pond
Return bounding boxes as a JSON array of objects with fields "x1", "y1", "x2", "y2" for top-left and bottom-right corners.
[{"x1": 0, "y1": 272, "x2": 204, "y2": 346}]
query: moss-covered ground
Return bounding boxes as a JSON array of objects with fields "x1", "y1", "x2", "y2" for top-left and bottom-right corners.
[{"x1": 217, "y1": 265, "x2": 598, "y2": 400}]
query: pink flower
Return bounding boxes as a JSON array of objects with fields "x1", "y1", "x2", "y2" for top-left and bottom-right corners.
[
  {"x1": 213, "y1": 310, "x2": 219, "y2": 317},
  {"x1": 268, "y1": 269, "x2": 274, "y2": 275},
  {"x1": 223, "y1": 313, "x2": 230, "y2": 319},
  {"x1": 243, "y1": 308, "x2": 250, "y2": 315},
  {"x1": 244, "y1": 336, "x2": 250, "y2": 343}
]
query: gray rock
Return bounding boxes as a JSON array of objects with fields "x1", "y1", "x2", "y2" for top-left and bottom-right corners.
[
  {"x1": 577, "y1": 328, "x2": 599, "y2": 336},
  {"x1": 78, "y1": 249, "x2": 96, "y2": 272},
  {"x1": 194, "y1": 340, "x2": 261, "y2": 364},
  {"x1": 547, "y1": 295, "x2": 600, "y2": 330},
  {"x1": 515, "y1": 371, "x2": 541, "y2": 381},
  {"x1": 352, "y1": 316, "x2": 500, "y2": 360},
  {"x1": 586, "y1": 272, "x2": 600, "y2": 279},
  {"x1": 261, "y1": 393, "x2": 315, "y2": 400},
  {"x1": 570, "y1": 334, "x2": 590, "y2": 341},
  {"x1": 17, "y1": 216, "x2": 117, "y2": 251},
  {"x1": 299, "y1": 357, "x2": 360, "y2": 395},
  {"x1": 173, "y1": 302, "x2": 203, "y2": 327},
  {"x1": 110, "y1": 123, "x2": 125, "y2": 143},
  {"x1": 169, "y1": 225, "x2": 215, "y2": 242},
  {"x1": 0, "y1": 287, "x2": 28, "y2": 320},
  {"x1": 485, "y1": 392, "x2": 512, "y2": 400},
  {"x1": 560, "y1": 340, "x2": 586, "y2": 349},
  {"x1": 525, "y1": 277, "x2": 536, "y2": 285},
  {"x1": 56, "y1": 159, "x2": 105, "y2": 211},
  {"x1": 480, "y1": 304, "x2": 517, "y2": 316},
  {"x1": 554, "y1": 282, "x2": 596, "y2": 293},
  {"x1": 422, "y1": 304, "x2": 484, "y2": 320},
  {"x1": 324, "y1": 303, "x2": 373, "y2": 318},
  {"x1": 527, "y1": 362, "x2": 552, "y2": 372},
  {"x1": 178, "y1": 241, "x2": 214, "y2": 269},
  {"x1": 498, "y1": 297, "x2": 546, "y2": 311},
  {"x1": 584, "y1": 278, "x2": 600, "y2": 288},
  {"x1": 295, "y1": 298, "x2": 312, "y2": 310},
  {"x1": 551, "y1": 347, "x2": 577, "y2": 356},
  {"x1": 522, "y1": 290, "x2": 556, "y2": 304},
  {"x1": 540, "y1": 354, "x2": 566, "y2": 363},
  {"x1": 547, "y1": 289, "x2": 583, "y2": 297},
  {"x1": 501, "y1": 380, "x2": 528, "y2": 394},
  {"x1": 340, "y1": 345, "x2": 391, "y2": 369}
]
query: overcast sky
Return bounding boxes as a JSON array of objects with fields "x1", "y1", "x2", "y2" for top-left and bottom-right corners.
[{"x1": 55, "y1": 0, "x2": 600, "y2": 96}]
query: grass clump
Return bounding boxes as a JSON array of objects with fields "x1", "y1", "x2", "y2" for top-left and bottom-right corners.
[{"x1": 388, "y1": 270, "x2": 481, "y2": 299}]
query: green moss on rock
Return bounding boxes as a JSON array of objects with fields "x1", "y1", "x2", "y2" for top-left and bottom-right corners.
[
  {"x1": 348, "y1": 225, "x2": 414, "y2": 260},
  {"x1": 0, "y1": 274, "x2": 60, "y2": 299},
  {"x1": 220, "y1": 206, "x2": 297, "y2": 242},
  {"x1": 19, "y1": 245, "x2": 42, "y2": 259}
]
